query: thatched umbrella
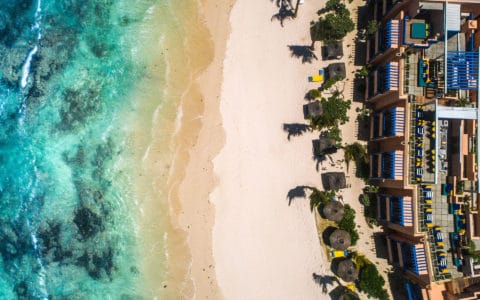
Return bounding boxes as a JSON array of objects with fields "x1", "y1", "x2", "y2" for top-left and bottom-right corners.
[
  {"x1": 329, "y1": 229, "x2": 351, "y2": 250},
  {"x1": 318, "y1": 136, "x2": 337, "y2": 152},
  {"x1": 336, "y1": 259, "x2": 358, "y2": 282},
  {"x1": 327, "y1": 62, "x2": 346, "y2": 79},
  {"x1": 304, "y1": 100, "x2": 323, "y2": 119},
  {"x1": 322, "y1": 172, "x2": 347, "y2": 190},
  {"x1": 323, "y1": 201, "x2": 345, "y2": 222},
  {"x1": 323, "y1": 41, "x2": 344, "y2": 60}
]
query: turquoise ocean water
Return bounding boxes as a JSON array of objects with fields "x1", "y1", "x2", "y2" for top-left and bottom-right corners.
[{"x1": 0, "y1": 0, "x2": 178, "y2": 298}]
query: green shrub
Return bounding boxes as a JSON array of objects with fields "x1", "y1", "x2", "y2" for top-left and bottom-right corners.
[
  {"x1": 468, "y1": 241, "x2": 480, "y2": 263},
  {"x1": 337, "y1": 204, "x2": 359, "y2": 245},
  {"x1": 326, "y1": 126, "x2": 342, "y2": 144},
  {"x1": 343, "y1": 142, "x2": 367, "y2": 166},
  {"x1": 308, "y1": 89, "x2": 321, "y2": 99},
  {"x1": 322, "y1": 75, "x2": 344, "y2": 91},
  {"x1": 366, "y1": 20, "x2": 379, "y2": 37},
  {"x1": 360, "y1": 193, "x2": 370, "y2": 207},
  {"x1": 309, "y1": 91, "x2": 351, "y2": 130},
  {"x1": 357, "y1": 263, "x2": 389, "y2": 299},
  {"x1": 316, "y1": 12, "x2": 355, "y2": 43},
  {"x1": 312, "y1": 1, "x2": 355, "y2": 44},
  {"x1": 356, "y1": 159, "x2": 370, "y2": 183}
]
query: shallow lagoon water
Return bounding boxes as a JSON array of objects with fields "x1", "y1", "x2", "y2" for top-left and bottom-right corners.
[{"x1": 0, "y1": 0, "x2": 185, "y2": 298}]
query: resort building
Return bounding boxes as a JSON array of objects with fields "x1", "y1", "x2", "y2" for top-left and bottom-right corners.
[{"x1": 365, "y1": 0, "x2": 480, "y2": 298}]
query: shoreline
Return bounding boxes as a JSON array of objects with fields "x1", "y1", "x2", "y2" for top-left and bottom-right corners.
[
  {"x1": 131, "y1": 0, "x2": 228, "y2": 297},
  {"x1": 167, "y1": 0, "x2": 235, "y2": 298}
]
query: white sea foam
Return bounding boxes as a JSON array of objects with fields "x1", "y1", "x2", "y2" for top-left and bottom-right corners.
[
  {"x1": 20, "y1": 0, "x2": 42, "y2": 89},
  {"x1": 142, "y1": 145, "x2": 151, "y2": 162},
  {"x1": 173, "y1": 104, "x2": 183, "y2": 136},
  {"x1": 20, "y1": 46, "x2": 38, "y2": 88},
  {"x1": 30, "y1": 232, "x2": 48, "y2": 300}
]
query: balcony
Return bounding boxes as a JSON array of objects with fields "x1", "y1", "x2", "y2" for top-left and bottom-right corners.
[
  {"x1": 367, "y1": 62, "x2": 399, "y2": 101},
  {"x1": 371, "y1": 106, "x2": 405, "y2": 140},
  {"x1": 388, "y1": 237, "x2": 428, "y2": 276},
  {"x1": 381, "y1": 19, "x2": 400, "y2": 52},
  {"x1": 369, "y1": 19, "x2": 400, "y2": 65},
  {"x1": 371, "y1": 151, "x2": 404, "y2": 180},
  {"x1": 378, "y1": 195, "x2": 413, "y2": 227},
  {"x1": 401, "y1": 243, "x2": 428, "y2": 275}
]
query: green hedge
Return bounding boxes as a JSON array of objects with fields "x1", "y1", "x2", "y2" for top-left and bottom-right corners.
[{"x1": 336, "y1": 204, "x2": 359, "y2": 245}]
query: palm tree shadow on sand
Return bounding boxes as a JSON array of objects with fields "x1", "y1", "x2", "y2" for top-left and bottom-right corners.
[
  {"x1": 312, "y1": 273, "x2": 339, "y2": 294},
  {"x1": 271, "y1": 0, "x2": 295, "y2": 27},
  {"x1": 282, "y1": 123, "x2": 311, "y2": 140},
  {"x1": 286, "y1": 185, "x2": 315, "y2": 205},
  {"x1": 288, "y1": 45, "x2": 318, "y2": 63}
]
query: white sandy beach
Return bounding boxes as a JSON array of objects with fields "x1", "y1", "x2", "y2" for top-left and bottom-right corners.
[
  {"x1": 175, "y1": 0, "x2": 392, "y2": 298},
  {"x1": 211, "y1": 1, "x2": 334, "y2": 298}
]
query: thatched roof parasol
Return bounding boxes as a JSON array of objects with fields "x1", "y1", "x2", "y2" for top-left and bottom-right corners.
[
  {"x1": 318, "y1": 136, "x2": 336, "y2": 152},
  {"x1": 323, "y1": 201, "x2": 345, "y2": 222},
  {"x1": 336, "y1": 259, "x2": 358, "y2": 282},
  {"x1": 329, "y1": 229, "x2": 351, "y2": 250},
  {"x1": 323, "y1": 41, "x2": 343, "y2": 60},
  {"x1": 313, "y1": 136, "x2": 337, "y2": 156},
  {"x1": 304, "y1": 100, "x2": 323, "y2": 118},
  {"x1": 327, "y1": 63, "x2": 346, "y2": 79},
  {"x1": 322, "y1": 172, "x2": 347, "y2": 190}
]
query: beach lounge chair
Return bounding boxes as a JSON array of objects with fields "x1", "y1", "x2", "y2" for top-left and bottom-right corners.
[
  {"x1": 308, "y1": 69, "x2": 324, "y2": 83},
  {"x1": 424, "y1": 191, "x2": 432, "y2": 200},
  {"x1": 416, "y1": 110, "x2": 424, "y2": 119},
  {"x1": 434, "y1": 227, "x2": 444, "y2": 247},
  {"x1": 416, "y1": 148, "x2": 423, "y2": 157},
  {"x1": 424, "y1": 213, "x2": 433, "y2": 227},
  {"x1": 437, "y1": 252, "x2": 448, "y2": 270},
  {"x1": 416, "y1": 126, "x2": 424, "y2": 137},
  {"x1": 308, "y1": 75, "x2": 323, "y2": 82},
  {"x1": 331, "y1": 250, "x2": 348, "y2": 258}
]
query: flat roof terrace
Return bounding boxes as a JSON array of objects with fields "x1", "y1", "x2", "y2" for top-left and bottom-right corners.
[
  {"x1": 409, "y1": 101, "x2": 477, "y2": 281},
  {"x1": 411, "y1": 101, "x2": 472, "y2": 281},
  {"x1": 409, "y1": 103, "x2": 436, "y2": 184}
]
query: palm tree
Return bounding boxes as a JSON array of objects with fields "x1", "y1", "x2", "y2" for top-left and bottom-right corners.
[
  {"x1": 309, "y1": 188, "x2": 336, "y2": 212},
  {"x1": 343, "y1": 142, "x2": 367, "y2": 170}
]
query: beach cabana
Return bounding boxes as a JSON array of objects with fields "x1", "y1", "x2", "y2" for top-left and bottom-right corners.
[
  {"x1": 327, "y1": 63, "x2": 346, "y2": 79},
  {"x1": 303, "y1": 100, "x2": 323, "y2": 119},
  {"x1": 322, "y1": 172, "x2": 347, "y2": 190},
  {"x1": 313, "y1": 136, "x2": 337, "y2": 155},
  {"x1": 336, "y1": 259, "x2": 358, "y2": 282},
  {"x1": 329, "y1": 229, "x2": 351, "y2": 250},
  {"x1": 322, "y1": 41, "x2": 343, "y2": 60},
  {"x1": 323, "y1": 201, "x2": 345, "y2": 222}
]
